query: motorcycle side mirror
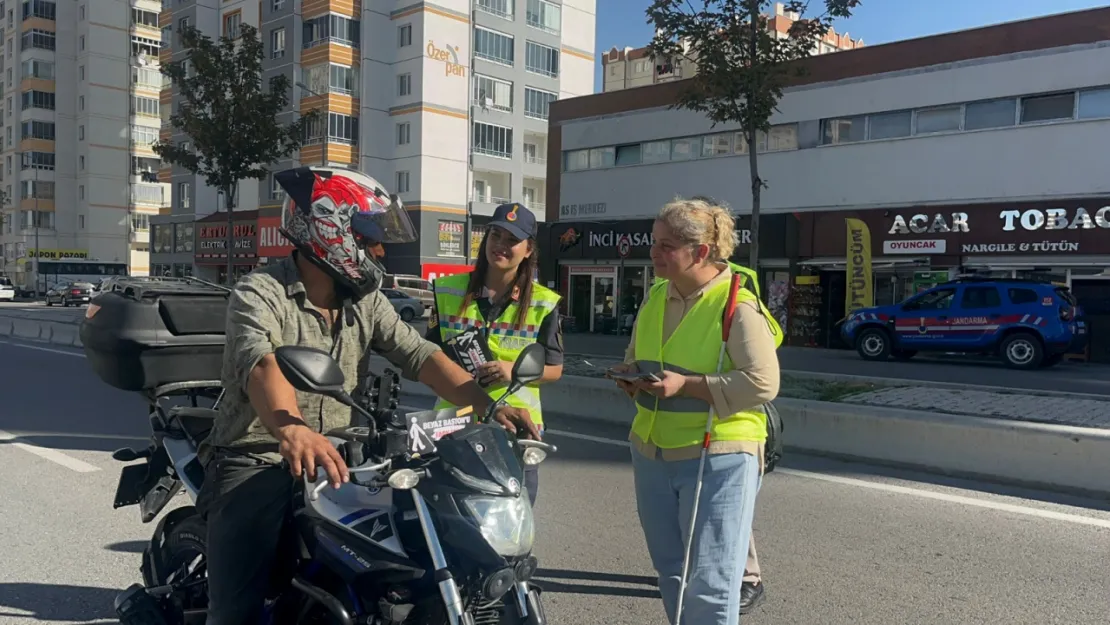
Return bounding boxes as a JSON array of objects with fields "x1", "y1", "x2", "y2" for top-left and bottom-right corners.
[
  {"x1": 275, "y1": 345, "x2": 350, "y2": 399},
  {"x1": 510, "y1": 343, "x2": 547, "y2": 389}
]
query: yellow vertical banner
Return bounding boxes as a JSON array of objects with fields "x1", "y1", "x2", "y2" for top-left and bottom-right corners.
[{"x1": 844, "y1": 218, "x2": 873, "y2": 314}]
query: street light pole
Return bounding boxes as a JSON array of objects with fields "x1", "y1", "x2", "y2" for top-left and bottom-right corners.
[{"x1": 33, "y1": 168, "x2": 40, "y2": 295}]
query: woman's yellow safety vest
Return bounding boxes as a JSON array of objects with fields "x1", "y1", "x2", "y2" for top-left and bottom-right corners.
[
  {"x1": 632, "y1": 264, "x2": 784, "y2": 449},
  {"x1": 432, "y1": 273, "x2": 561, "y2": 426}
]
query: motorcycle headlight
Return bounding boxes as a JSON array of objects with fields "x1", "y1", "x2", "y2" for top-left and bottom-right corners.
[{"x1": 461, "y1": 494, "x2": 535, "y2": 557}]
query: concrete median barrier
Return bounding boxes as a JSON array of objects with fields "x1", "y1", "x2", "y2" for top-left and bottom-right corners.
[
  {"x1": 0, "y1": 314, "x2": 84, "y2": 348},
  {"x1": 370, "y1": 356, "x2": 1110, "y2": 498}
]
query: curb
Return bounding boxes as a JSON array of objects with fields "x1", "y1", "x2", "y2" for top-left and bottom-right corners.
[{"x1": 371, "y1": 356, "x2": 1110, "y2": 498}]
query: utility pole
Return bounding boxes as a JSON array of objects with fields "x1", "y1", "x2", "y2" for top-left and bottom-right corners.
[{"x1": 33, "y1": 167, "x2": 40, "y2": 295}]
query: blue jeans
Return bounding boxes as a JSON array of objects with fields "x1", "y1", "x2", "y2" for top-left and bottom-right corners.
[{"x1": 631, "y1": 448, "x2": 761, "y2": 625}]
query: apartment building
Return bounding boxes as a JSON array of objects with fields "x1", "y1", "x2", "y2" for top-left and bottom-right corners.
[
  {"x1": 601, "y1": 1, "x2": 864, "y2": 93},
  {"x1": 0, "y1": 0, "x2": 168, "y2": 292},
  {"x1": 151, "y1": 0, "x2": 596, "y2": 281}
]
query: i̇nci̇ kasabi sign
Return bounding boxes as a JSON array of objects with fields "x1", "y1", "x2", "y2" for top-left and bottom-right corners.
[{"x1": 885, "y1": 205, "x2": 1110, "y2": 254}]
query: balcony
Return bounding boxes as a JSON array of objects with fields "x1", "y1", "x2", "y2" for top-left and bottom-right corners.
[
  {"x1": 522, "y1": 135, "x2": 547, "y2": 178},
  {"x1": 470, "y1": 170, "x2": 511, "y2": 217},
  {"x1": 131, "y1": 229, "x2": 150, "y2": 244},
  {"x1": 475, "y1": 0, "x2": 513, "y2": 21}
]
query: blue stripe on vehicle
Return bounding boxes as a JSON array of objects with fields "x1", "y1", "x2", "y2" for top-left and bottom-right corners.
[{"x1": 338, "y1": 508, "x2": 377, "y2": 526}]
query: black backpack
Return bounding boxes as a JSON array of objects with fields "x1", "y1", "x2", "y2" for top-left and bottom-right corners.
[{"x1": 762, "y1": 401, "x2": 784, "y2": 474}]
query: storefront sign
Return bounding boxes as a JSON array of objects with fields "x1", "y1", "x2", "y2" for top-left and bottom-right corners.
[
  {"x1": 26, "y1": 248, "x2": 89, "y2": 260},
  {"x1": 552, "y1": 216, "x2": 792, "y2": 262},
  {"x1": 960, "y1": 241, "x2": 1082, "y2": 253},
  {"x1": 195, "y1": 221, "x2": 258, "y2": 259},
  {"x1": 437, "y1": 221, "x2": 464, "y2": 257},
  {"x1": 470, "y1": 225, "x2": 486, "y2": 259},
  {"x1": 845, "y1": 218, "x2": 873, "y2": 313},
  {"x1": 560, "y1": 203, "x2": 607, "y2": 217},
  {"x1": 422, "y1": 262, "x2": 474, "y2": 282},
  {"x1": 999, "y1": 207, "x2": 1110, "y2": 231},
  {"x1": 888, "y1": 212, "x2": 969, "y2": 235},
  {"x1": 257, "y1": 216, "x2": 294, "y2": 258},
  {"x1": 426, "y1": 41, "x2": 466, "y2": 77},
  {"x1": 882, "y1": 239, "x2": 946, "y2": 254}
]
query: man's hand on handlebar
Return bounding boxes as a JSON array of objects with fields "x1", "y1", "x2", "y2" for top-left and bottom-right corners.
[
  {"x1": 276, "y1": 423, "x2": 350, "y2": 489},
  {"x1": 492, "y1": 406, "x2": 542, "y2": 441}
]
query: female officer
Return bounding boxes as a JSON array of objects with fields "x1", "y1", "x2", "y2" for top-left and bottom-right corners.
[
  {"x1": 425, "y1": 202, "x2": 564, "y2": 505},
  {"x1": 610, "y1": 197, "x2": 781, "y2": 625}
]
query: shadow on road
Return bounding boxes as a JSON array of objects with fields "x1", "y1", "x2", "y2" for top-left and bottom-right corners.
[
  {"x1": 535, "y1": 569, "x2": 661, "y2": 599},
  {"x1": 0, "y1": 583, "x2": 117, "y2": 621},
  {"x1": 104, "y1": 540, "x2": 147, "y2": 554},
  {"x1": 1, "y1": 433, "x2": 146, "y2": 454}
]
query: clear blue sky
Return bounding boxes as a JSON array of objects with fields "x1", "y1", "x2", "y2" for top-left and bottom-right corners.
[{"x1": 593, "y1": 0, "x2": 1107, "y2": 91}]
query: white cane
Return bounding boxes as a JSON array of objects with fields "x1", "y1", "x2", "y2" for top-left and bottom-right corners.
[{"x1": 674, "y1": 271, "x2": 743, "y2": 625}]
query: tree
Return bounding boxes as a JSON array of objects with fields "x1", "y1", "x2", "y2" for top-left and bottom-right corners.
[
  {"x1": 646, "y1": 0, "x2": 860, "y2": 272},
  {"x1": 155, "y1": 23, "x2": 317, "y2": 283}
]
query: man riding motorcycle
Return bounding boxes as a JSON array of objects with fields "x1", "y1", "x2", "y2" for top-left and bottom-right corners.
[{"x1": 195, "y1": 166, "x2": 540, "y2": 625}]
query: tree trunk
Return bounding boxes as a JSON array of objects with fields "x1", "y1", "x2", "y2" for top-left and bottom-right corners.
[
  {"x1": 224, "y1": 183, "x2": 238, "y2": 285},
  {"x1": 746, "y1": 3, "x2": 762, "y2": 278}
]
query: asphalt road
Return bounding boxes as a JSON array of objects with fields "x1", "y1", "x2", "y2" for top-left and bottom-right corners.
[{"x1": 2, "y1": 338, "x2": 1109, "y2": 624}]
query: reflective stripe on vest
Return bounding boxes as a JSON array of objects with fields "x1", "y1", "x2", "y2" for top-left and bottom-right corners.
[
  {"x1": 630, "y1": 273, "x2": 772, "y2": 449},
  {"x1": 431, "y1": 273, "x2": 561, "y2": 426}
]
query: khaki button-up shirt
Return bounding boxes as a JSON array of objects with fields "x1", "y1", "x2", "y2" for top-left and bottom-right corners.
[
  {"x1": 624, "y1": 266, "x2": 781, "y2": 464},
  {"x1": 202, "y1": 255, "x2": 441, "y2": 462}
]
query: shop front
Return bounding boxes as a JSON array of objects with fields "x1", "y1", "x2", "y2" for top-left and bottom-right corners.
[
  {"x1": 193, "y1": 210, "x2": 260, "y2": 284},
  {"x1": 797, "y1": 200, "x2": 1110, "y2": 359},
  {"x1": 257, "y1": 215, "x2": 294, "y2": 265},
  {"x1": 549, "y1": 214, "x2": 797, "y2": 334}
]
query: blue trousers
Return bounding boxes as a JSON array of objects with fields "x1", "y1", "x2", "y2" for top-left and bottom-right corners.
[{"x1": 631, "y1": 448, "x2": 761, "y2": 625}]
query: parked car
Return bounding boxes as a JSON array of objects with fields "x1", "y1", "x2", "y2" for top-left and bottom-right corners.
[
  {"x1": 384, "y1": 273, "x2": 434, "y2": 310},
  {"x1": 381, "y1": 288, "x2": 423, "y2": 322},
  {"x1": 0, "y1": 277, "x2": 14, "y2": 301},
  {"x1": 45, "y1": 282, "x2": 96, "y2": 307},
  {"x1": 841, "y1": 277, "x2": 1086, "y2": 369}
]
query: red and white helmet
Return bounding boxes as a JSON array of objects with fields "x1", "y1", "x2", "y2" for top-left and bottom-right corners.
[{"x1": 274, "y1": 166, "x2": 417, "y2": 296}]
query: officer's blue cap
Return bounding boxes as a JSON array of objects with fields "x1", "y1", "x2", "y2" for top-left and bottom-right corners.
[{"x1": 488, "y1": 203, "x2": 537, "y2": 241}]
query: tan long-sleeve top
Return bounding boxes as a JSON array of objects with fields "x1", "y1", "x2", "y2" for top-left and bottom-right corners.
[{"x1": 624, "y1": 266, "x2": 781, "y2": 463}]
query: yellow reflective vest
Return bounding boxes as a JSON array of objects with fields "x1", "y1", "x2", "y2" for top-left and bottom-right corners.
[
  {"x1": 632, "y1": 263, "x2": 783, "y2": 449},
  {"x1": 431, "y1": 272, "x2": 561, "y2": 426}
]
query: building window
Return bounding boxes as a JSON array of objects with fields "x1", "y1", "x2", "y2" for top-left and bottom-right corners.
[
  {"x1": 131, "y1": 213, "x2": 151, "y2": 232},
  {"x1": 328, "y1": 64, "x2": 357, "y2": 96},
  {"x1": 328, "y1": 112, "x2": 358, "y2": 144},
  {"x1": 396, "y1": 170, "x2": 410, "y2": 194},
  {"x1": 79, "y1": 185, "x2": 85, "y2": 200},
  {"x1": 525, "y1": 41, "x2": 559, "y2": 78},
  {"x1": 867, "y1": 110, "x2": 911, "y2": 140},
  {"x1": 270, "y1": 27, "x2": 285, "y2": 58},
  {"x1": 396, "y1": 122, "x2": 411, "y2": 145},
  {"x1": 79, "y1": 155, "x2": 85, "y2": 170},
  {"x1": 132, "y1": 66, "x2": 160, "y2": 88},
  {"x1": 79, "y1": 95, "x2": 84, "y2": 110},
  {"x1": 20, "y1": 179, "x2": 54, "y2": 199},
  {"x1": 21, "y1": 28, "x2": 54, "y2": 50},
  {"x1": 398, "y1": 73, "x2": 411, "y2": 96},
  {"x1": 303, "y1": 13, "x2": 359, "y2": 48},
  {"x1": 523, "y1": 87, "x2": 557, "y2": 120},
  {"x1": 474, "y1": 26, "x2": 514, "y2": 65},
  {"x1": 589, "y1": 147, "x2": 615, "y2": 168},
  {"x1": 79, "y1": 125, "x2": 85, "y2": 140},
  {"x1": 131, "y1": 35, "x2": 159, "y2": 57},
  {"x1": 131, "y1": 125, "x2": 158, "y2": 146},
  {"x1": 670, "y1": 138, "x2": 698, "y2": 160},
  {"x1": 22, "y1": 0, "x2": 56, "y2": 20},
  {"x1": 914, "y1": 105, "x2": 962, "y2": 134},
  {"x1": 21, "y1": 151, "x2": 53, "y2": 171},
  {"x1": 130, "y1": 7, "x2": 156, "y2": 27},
  {"x1": 641, "y1": 140, "x2": 670, "y2": 163},
  {"x1": 1078, "y1": 88, "x2": 1110, "y2": 120},
  {"x1": 964, "y1": 98, "x2": 1016, "y2": 131},
  {"x1": 131, "y1": 95, "x2": 160, "y2": 117},
  {"x1": 564, "y1": 149, "x2": 589, "y2": 171},
  {"x1": 615, "y1": 144, "x2": 641, "y2": 166},
  {"x1": 472, "y1": 121, "x2": 512, "y2": 158},
  {"x1": 1020, "y1": 92, "x2": 1075, "y2": 124},
  {"x1": 397, "y1": 23, "x2": 411, "y2": 47},
  {"x1": 178, "y1": 183, "x2": 190, "y2": 209},
  {"x1": 272, "y1": 0, "x2": 284, "y2": 10},
  {"x1": 474, "y1": 74, "x2": 513, "y2": 111},
  {"x1": 79, "y1": 35, "x2": 84, "y2": 50},
  {"x1": 21, "y1": 59, "x2": 53, "y2": 79},
  {"x1": 526, "y1": 0, "x2": 561, "y2": 34},
  {"x1": 702, "y1": 134, "x2": 731, "y2": 157},
  {"x1": 132, "y1": 185, "x2": 163, "y2": 205},
  {"x1": 223, "y1": 11, "x2": 241, "y2": 38},
  {"x1": 476, "y1": 0, "x2": 512, "y2": 20},
  {"x1": 20, "y1": 90, "x2": 54, "y2": 110},
  {"x1": 821, "y1": 116, "x2": 866, "y2": 144},
  {"x1": 20, "y1": 119, "x2": 54, "y2": 140}
]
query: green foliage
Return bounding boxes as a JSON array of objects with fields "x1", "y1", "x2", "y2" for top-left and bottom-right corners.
[
  {"x1": 646, "y1": 0, "x2": 860, "y2": 133},
  {"x1": 154, "y1": 23, "x2": 318, "y2": 205}
]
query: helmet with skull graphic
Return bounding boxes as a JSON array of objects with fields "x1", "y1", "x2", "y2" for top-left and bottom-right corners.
[{"x1": 274, "y1": 166, "x2": 417, "y2": 296}]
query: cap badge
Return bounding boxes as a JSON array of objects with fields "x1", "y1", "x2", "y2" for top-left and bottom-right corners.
[{"x1": 506, "y1": 205, "x2": 519, "y2": 222}]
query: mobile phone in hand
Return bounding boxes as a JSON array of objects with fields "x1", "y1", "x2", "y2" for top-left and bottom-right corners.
[{"x1": 607, "y1": 368, "x2": 661, "y2": 383}]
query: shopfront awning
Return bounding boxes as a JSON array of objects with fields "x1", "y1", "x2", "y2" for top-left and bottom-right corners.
[
  {"x1": 960, "y1": 255, "x2": 1110, "y2": 269},
  {"x1": 798, "y1": 256, "x2": 930, "y2": 270}
]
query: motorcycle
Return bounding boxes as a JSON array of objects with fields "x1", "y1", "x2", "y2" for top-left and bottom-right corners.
[{"x1": 111, "y1": 342, "x2": 556, "y2": 625}]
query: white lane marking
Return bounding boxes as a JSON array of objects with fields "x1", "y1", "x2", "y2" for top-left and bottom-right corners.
[
  {"x1": 0, "y1": 340, "x2": 84, "y2": 357},
  {"x1": 543, "y1": 429, "x2": 1110, "y2": 530},
  {"x1": 0, "y1": 429, "x2": 101, "y2": 473}
]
